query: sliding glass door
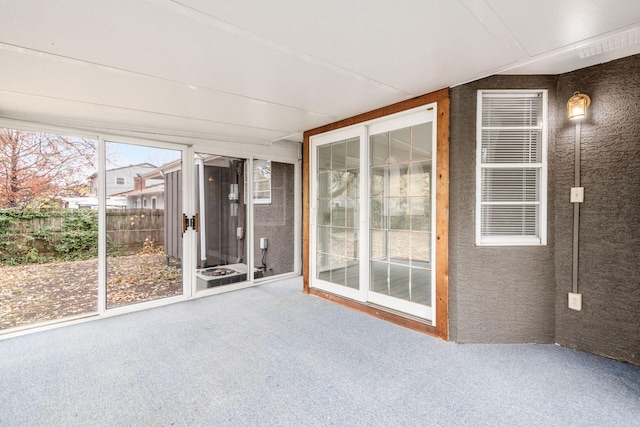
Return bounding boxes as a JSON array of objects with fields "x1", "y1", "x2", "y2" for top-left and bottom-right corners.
[
  {"x1": 104, "y1": 141, "x2": 183, "y2": 308},
  {"x1": 0, "y1": 127, "x2": 99, "y2": 331},
  {"x1": 311, "y1": 129, "x2": 363, "y2": 301},
  {"x1": 367, "y1": 117, "x2": 434, "y2": 319},
  {"x1": 0, "y1": 123, "x2": 300, "y2": 334},
  {"x1": 310, "y1": 107, "x2": 436, "y2": 321},
  {"x1": 192, "y1": 152, "x2": 249, "y2": 292}
]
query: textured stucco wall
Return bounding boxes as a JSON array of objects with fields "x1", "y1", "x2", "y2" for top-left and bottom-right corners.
[
  {"x1": 254, "y1": 161, "x2": 295, "y2": 276},
  {"x1": 449, "y1": 55, "x2": 640, "y2": 365},
  {"x1": 449, "y1": 75, "x2": 558, "y2": 343},
  {"x1": 554, "y1": 55, "x2": 640, "y2": 365}
]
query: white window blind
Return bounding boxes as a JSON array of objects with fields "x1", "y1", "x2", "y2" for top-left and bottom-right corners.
[{"x1": 476, "y1": 91, "x2": 547, "y2": 246}]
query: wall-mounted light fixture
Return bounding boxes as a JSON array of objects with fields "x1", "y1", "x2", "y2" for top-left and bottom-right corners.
[
  {"x1": 568, "y1": 91, "x2": 591, "y2": 311},
  {"x1": 567, "y1": 92, "x2": 591, "y2": 120}
]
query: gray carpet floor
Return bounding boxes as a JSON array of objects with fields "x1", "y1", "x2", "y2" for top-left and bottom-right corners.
[{"x1": 1, "y1": 276, "x2": 639, "y2": 426}]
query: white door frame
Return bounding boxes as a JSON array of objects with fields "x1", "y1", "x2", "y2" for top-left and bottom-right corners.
[{"x1": 309, "y1": 105, "x2": 437, "y2": 322}]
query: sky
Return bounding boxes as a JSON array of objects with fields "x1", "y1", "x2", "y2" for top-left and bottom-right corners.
[{"x1": 106, "y1": 141, "x2": 182, "y2": 170}]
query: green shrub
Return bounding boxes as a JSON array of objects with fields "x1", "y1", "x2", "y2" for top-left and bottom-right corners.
[{"x1": 0, "y1": 209, "x2": 98, "y2": 265}]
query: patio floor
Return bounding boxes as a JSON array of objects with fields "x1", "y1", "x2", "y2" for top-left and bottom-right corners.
[{"x1": 0, "y1": 276, "x2": 638, "y2": 426}]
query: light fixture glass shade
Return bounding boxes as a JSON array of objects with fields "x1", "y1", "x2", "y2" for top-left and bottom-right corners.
[{"x1": 567, "y1": 92, "x2": 591, "y2": 120}]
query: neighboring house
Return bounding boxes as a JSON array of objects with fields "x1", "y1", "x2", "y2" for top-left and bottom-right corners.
[
  {"x1": 113, "y1": 176, "x2": 165, "y2": 209},
  {"x1": 60, "y1": 196, "x2": 128, "y2": 210},
  {"x1": 88, "y1": 163, "x2": 162, "y2": 197}
]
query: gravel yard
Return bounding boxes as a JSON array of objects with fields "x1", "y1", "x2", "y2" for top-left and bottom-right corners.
[{"x1": 0, "y1": 254, "x2": 181, "y2": 331}]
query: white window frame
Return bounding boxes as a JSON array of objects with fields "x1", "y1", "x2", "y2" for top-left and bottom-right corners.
[
  {"x1": 476, "y1": 90, "x2": 548, "y2": 246},
  {"x1": 244, "y1": 159, "x2": 271, "y2": 205}
]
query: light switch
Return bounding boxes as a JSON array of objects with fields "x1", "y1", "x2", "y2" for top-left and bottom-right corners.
[{"x1": 570, "y1": 187, "x2": 584, "y2": 203}]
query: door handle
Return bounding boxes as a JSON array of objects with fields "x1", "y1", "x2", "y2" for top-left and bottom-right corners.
[{"x1": 182, "y1": 213, "x2": 199, "y2": 233}]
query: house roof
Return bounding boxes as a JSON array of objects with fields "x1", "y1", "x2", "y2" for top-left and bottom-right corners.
[
  {"x1": 87, "y1": 163, "x2": 157, "y2": 179},
  {"x1": 1, "y1": 1, "x2": 639, "y2": 146},
  {"x1": 112, "y1": 183, "x2": 164, "y2": 197}
]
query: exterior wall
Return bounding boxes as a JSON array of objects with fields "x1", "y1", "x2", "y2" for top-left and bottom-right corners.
[
  {"x1": 554, "y1": 55, "x2": 640, "y2": 365},
  {"x1": 449, "y1": 75, "x2": 558, "y2": 343},
  {"x1": 449, "y1": 55, "x2": 640, "y2": 365},
  {"x1": 254, "y1": 161, "x2": 295, "y2": 276}
]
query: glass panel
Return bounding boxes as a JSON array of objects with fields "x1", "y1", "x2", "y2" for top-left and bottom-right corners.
[
  {"x1": 346, "y1": 198, "x2": 359, "y2": 230},
  {"x1": 194, "y1": 153, "x2": 249, "y2": 291},
  {"x1": 331, "y1": 227, "x2": 346, "y2": 258},
  {"x1": 481, "y1": 168, "x2": 539, "y2": 202},
  {"x1": 371, "y1": 167, "x2": 386, "y2": 197},
  {"x1": 314, "y1": 138, "x2": 360, "y2": 290},
  {"x1": 409, "y1": 161, "x2": 430, "y2": 197},
  {"x1": 389, "y1": 231, "x2": 410, "y2": 265},
  {"x1": 331, "y1": 142, "x2": 346, "y2": 170},
  {"x1": 370, "y1": 133, "x2": 388, "y2": 166},
  {"x1": 253, "y1": 161, "x2": 295, "y2": 278},
  {"x1": 344, "y1": 227, "x2": 359, "y2": 259},
  {"x1": 318, "y1": 145, "x2": 331, "y2": 171},
  {"x1": 410, "y1": 198, "x2": 429, "y2": 231},
  {"x1": 411, "y1": 232, "x2": 431, "y2": 267},
  {"x1": 370, "y1": 261, "x2": 388, "y2": 293},
  {"x1": 331, "y1": 200, "x2": 345, "y2": 227},
  {"x1": 370, "y1": 198, "x2": 385, "y2": 230},
  {"x1": 412, "y1": 122, "x2": 432, "y2": 161},
  {"x1": 411, "y1": 268, "x2": 431, "y2": 306},
  {"x1": 253, "y1": 159, "x2": 271, "y2": 203},
  {"x1": 106, "y1": 141, "x2": 182, "y2": 308},
  {"x1": 317, "y1": 199, "x2": 330, "y2": 226},
  {"x1": 369, "y1": 122, "x2": 433, "y2": 307},
  {"x1": 318, "y1": 171, "x2": 330, "y2": 198},
  {"x1": 389, "y1": 127, "x2": 411, "y2": 163},
  {"x1": 389, "y1": 264, "x2": 410, "y2": 299},
  {"x1": 345, "y1": 258, "x2": 360, "y2": 289},
  {"x1": 389, "y1": 164, "x2": 408, "y2": 197},
  {"x1": 317, "y1": 226, "x2": 331, "y2": 254},
  {"x1": 346, "y1": 169, "x2": 359, "y2": 198},
  {"x1": 317, "y1": 252, "x2": 330, "y2": 282},
  {"x1": 481, "y1": 95, "x2": 542, "y2": 127},
  {"x1": 330, "y1": 257, "x2": 346, "y2": 286},
  {"x1": 346, "y1": 137, "x2": 360, "y2": 169},
  {"x1": 481, "y1": 129, "x2": 541, "y2": 163},
  {"x1": 370, "y1": 230, "x2": 386, "y2": 261},
  {"x1": 481, "y1": 204, "x2": 537, "y2": 237},
  {"x1": 389, "y1": 199, "x2": 409, "y2": 230},
  {"x1": 0, "y1": 128, "x2": 98, "y2": 331}
]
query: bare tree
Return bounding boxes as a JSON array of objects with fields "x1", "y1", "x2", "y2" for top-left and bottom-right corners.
[{"x1": 0, "y1": 128, "x2": 97, "y2": 208}]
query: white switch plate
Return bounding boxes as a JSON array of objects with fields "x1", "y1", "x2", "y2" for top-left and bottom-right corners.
[
  {"x1": 568, "y1": 292, "x2": 582, "y2": 311},
  {"x1": 570, "y1": 187, "x2": 584, "y2": 203}
]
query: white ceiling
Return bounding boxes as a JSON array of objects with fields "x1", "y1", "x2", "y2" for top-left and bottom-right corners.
[{"x1": 0, "y1": 0, "x2": 639, "y2": 145}]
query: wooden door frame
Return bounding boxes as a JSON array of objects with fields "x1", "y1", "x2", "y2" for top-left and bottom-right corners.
[{"x1": 302, "y1": 88, "x2": 450, "y2": 340}]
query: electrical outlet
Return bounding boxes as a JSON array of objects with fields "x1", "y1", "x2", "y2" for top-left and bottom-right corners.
[
  {"x1": 568, "y1": 292, "x2": 582, "y2": 311},
  {"x1": 570, "y1": 187, "x2": 584, "y2": 203}
]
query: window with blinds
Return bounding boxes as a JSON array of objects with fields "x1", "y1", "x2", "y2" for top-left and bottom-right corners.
[{"x1": 476, "y1": 90, "x2": 548, "y2": 246}]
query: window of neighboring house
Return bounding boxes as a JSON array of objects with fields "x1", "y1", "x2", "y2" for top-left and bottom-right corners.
[
  {"x1": 476, "y1": 90, "x2": 548, "y2": 246},
  {"x1": 250, "y1": 160, "x2": 271, "y2": 204},
  {"x1": 142, "y1": 197, "x2": 147, "y2": 208},
  {"x1": 115, "y1": 177, "x2": 125, "y2": 185},
  {"x1": 151, "y1": 197, "x2": 157, "y2": 209}
]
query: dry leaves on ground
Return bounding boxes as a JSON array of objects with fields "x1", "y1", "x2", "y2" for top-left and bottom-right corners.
[{"x1": 0, "y1": 254, "x2": 181, "y2": 330}]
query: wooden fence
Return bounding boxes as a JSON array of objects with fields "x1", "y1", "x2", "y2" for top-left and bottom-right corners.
[
  {"x1": 0, "y1": 209, "x2": 164, "y2": 259},
  {"x1": 105, "y1": 209, "x2": 164, "y2": 253}
]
